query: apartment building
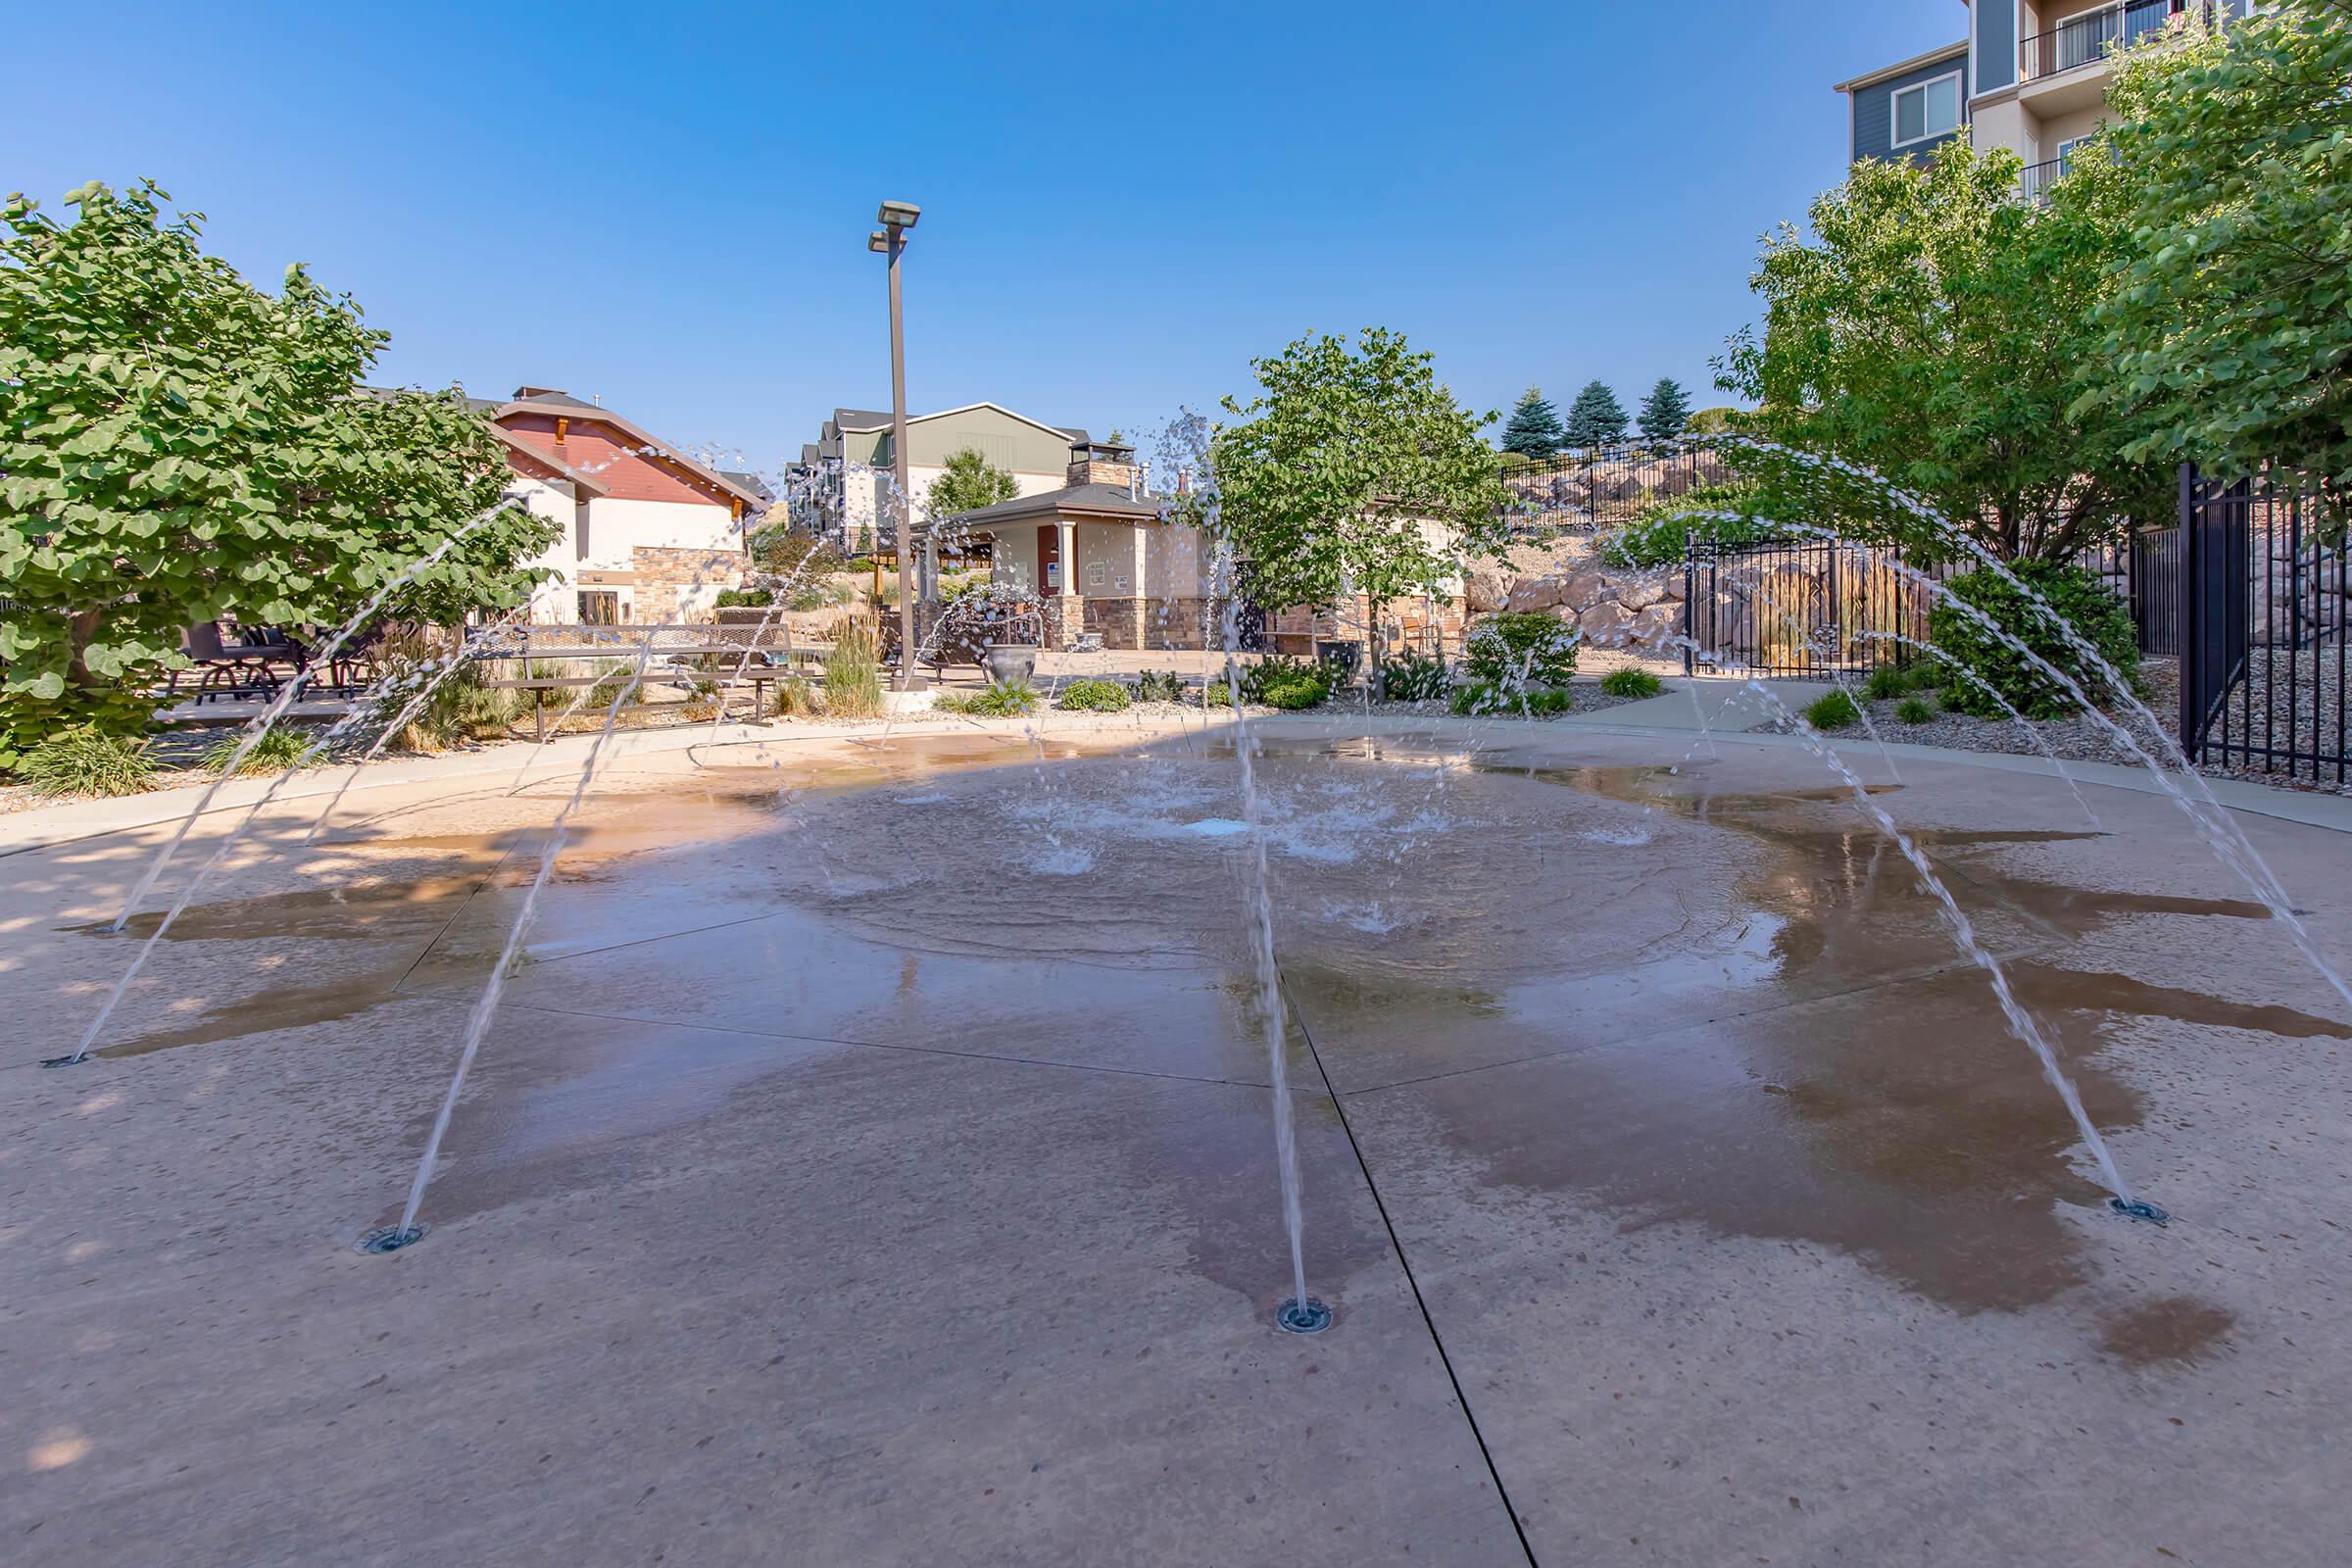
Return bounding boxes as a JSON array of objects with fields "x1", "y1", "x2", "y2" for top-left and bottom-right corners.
[
  {"x1": 1836, "y1": 2, "x2": 2266, "y2": 197},
  {"x1": 794, "y1": 403, "x2": 1090, "y2": 555}
]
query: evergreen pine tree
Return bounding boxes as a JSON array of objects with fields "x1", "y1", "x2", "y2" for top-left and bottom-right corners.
[
  {"x1": 1562, "y1": 380, "x2": 1630, "y2": 448},
  {"x1": 1498, "y1": 385, "x2": 1563, "y2": 458},
  {"x1": 1637, "y1": 377, "x2": 1694, "y2": 442}
]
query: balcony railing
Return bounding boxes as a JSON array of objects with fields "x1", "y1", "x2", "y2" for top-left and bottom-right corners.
[
  {"x1": 2020, "y1": 156, "x2": 2068, "y2": 204},
  {"x1": 2021, "y1": 0, "x2": 2183, "y2": 83}
]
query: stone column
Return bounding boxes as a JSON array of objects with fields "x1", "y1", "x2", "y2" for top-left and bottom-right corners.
[
  {"x1": 921, "y1": 531, "x2": 939, "y2": 606},
  {"x1": 1056, "y1": 518, "x2": 1083, "y2": 648},
  {"x1": 1130, "y1": 523, "x2": 1150, "y2": 650}
]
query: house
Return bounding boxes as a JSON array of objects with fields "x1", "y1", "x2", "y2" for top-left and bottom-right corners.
[
  {"x1": 928, "y1": 438, "x2": 1468, "y2": 658},
  {"x1": 488, "y1": 386, "x2": 767, "y2": 624},
  {"x1": 796, "y1": 402, "x2": 1090, "y2": 556},
  {"x1": 1836, "y1": 2, "x2": 2264, "y2": 199}
]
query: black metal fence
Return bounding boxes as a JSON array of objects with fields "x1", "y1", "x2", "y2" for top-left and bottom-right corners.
[
  {"x1": 2180, "y1": 463, "x2": 2352, "y2": 783},
  {"x1": 1683, "y1": 525, "x2": 2180, "y2": 679},
  {"x1": 1680, "y1": 537, "x2": 1948, "y2": 677},
  {"x1": 1502, "y1": 440, "x2": 1734, "y2": 531}
]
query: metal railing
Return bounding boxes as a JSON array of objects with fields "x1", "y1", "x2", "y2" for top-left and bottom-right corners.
[
  {"x1": 2021, "y1": 0, "x2": 2183, "y2": 83},
  {"x1": 2020, "y1": 156, "x2": 2068, "y2": 204},
  {"x1": 2180, "y1": 463, "x2": 2352, "y2": 783},
  {"x1": 1500, "y1": 438, "x2": 1734, "y2": 531},
  {"x1": 1683, "y1": 527, "x2": 2178, "y2": 678}
]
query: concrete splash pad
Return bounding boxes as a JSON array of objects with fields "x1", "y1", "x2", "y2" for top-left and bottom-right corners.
[{"x1": 5, "y1": 721, "x2": 2350, "y2": 1565}]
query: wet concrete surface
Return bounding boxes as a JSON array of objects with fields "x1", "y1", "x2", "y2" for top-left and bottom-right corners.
[{"x1": 4, "y1": 724, "x2": 2350, "y2": 1564}]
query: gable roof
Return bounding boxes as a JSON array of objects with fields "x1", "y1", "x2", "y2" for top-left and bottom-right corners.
[
  {"x1": 1834, "y1": 41, "x2": 1968, "y2": 95},
  {"x1": 490, "y1": 425, "x2": 610, "y2": 497},
  {"x1": 934, "y1": 481, "x2": 1163, "y2": 532},
  {"x1": 831, "y1": 401, "x2": 1090, "y2": 447},
  {"x1": 493, "y1": 394, "x2": 767, "y2": 509}
]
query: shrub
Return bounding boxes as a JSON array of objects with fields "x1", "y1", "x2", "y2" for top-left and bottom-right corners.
[
  {"x1": 1451, "y1": 682, "x2": 1574, "y2": 716},
  {"x1": 1801, "y1": 689, "x2": 1860, "y2": 731},
  {"x1": 205, "y1": 724, "x2": 321, "y2": 776},
  {"x1": 1261, "y1": 675, "x2": 1332, "y2": 710},
  {"x1": 1056, "y1": 678, "x2": 1131, "y2": 712},
  {"x1": 937, "y1": 680, "x2": 1039, "y2": 717},
  {"x1": 770, "y1": 675, "x2": 820, "y2": 718},
  {"x1": 821, "y1": 624, "x2": 885, "y2": 719},
  {"x1": 1380, "y1": 650, "x2": 1451, "y2": 702},
  {"x1": 1896, "y1": 697, "x2": 1936, "y2": 724},
  {"x1": 373, "y1": 631, "x2": 531, "y2": 752},
  {"x1": 1598, "y1": 483, "x2": 1784, "y2": 569},
  {"x1": 1862, "y1": 665, "x2": 1907, "y2": 701},
  {"x1": 19, "y1": 726, "x2": 155, "y2": 798},
  {"x1": 1465, "y1": 612, "x2": 1579, "y2": 691},
  {"x1": 1130, "y1": 668, "x2": 1187, "y2": 704},
  {"x1": 713, "y1": 587, "x2": 772, "y2": 609},
  {"x1": 1232, "y1": 655, "x2": 1322, "y2": 705},
  {"x1": 1599, "y1": 666, "x2": 1663, "y2": 699},
  {"x1": 1928, "y1": 562, "x2": 2142, "y2": 720}
]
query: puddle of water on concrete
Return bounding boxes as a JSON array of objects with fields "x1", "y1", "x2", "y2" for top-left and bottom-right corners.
[
  {"x1": 2098, "y1": 1296, "x2": 2238, "y2": 1366},
  {"x1": 96, "y1": 966, "x2": 416, "y2": 1057}
]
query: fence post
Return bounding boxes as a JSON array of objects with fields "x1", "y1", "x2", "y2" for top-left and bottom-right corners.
[
  {"x1": 2178, "y1": 462, "x2": 2198, "y2": 763},
  {"x1": 1683, "y1": 537, "x2": 1695, "y2": 677}
]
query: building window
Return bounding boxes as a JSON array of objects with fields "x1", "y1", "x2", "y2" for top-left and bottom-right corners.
[
  {"x1": 1892, "y1": 72, "x2": 1963, "y2": 148},
  {"x1": 578, "y1": 590, "x2": 624, "y2": 625}
]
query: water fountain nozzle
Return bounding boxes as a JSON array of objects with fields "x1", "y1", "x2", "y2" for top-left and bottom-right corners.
[
  {"x1": 1276, "y1": 1298, "x2": 1333, "y2": 1335},
  {"x1": 358, "y1": 1225, "x2": 428, "y2": 1254},
  {"x1": 2109, "y1": 1198, "x2": 2170, "y2": 1226}
]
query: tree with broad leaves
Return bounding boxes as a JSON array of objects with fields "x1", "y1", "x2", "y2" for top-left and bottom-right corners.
[
  {"x1": 1213, "y1": 328, "x2": 1511, "y2": 677},
  {"x1": 926, "y1": 445, "x2": 1019, "y2": 519},
  {"x1": 0, "y1": 181, "x2": 558, "y2": 767},
  {"x1": 1714, "y1": 141, "x2": 2171, "y2": 563},
  {"x1": 1562, "y1": 380, "x2": 1630, "y2": 448},
  {"x1": 1499, "y1": 386, "x2": 1563, "y2": 458},
  {"x1": 2082, "y1": 0, "x2": 2352, "y2": 511},
  {"x1": 1637, "y1": 377, "x2": 1693, "y2": 443}
]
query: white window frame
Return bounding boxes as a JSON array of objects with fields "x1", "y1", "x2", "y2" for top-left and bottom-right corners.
[{"x1": 1889, "y1": 69, "x2": 1966, "y2": 150}]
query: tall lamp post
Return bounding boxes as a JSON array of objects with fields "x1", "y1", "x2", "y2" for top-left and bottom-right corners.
[{"x1": 869, "y1": 200, "x2": 922, "y2": 691}]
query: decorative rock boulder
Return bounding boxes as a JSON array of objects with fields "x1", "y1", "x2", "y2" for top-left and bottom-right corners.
[
  {"x1": 1578, "y1": 600, "x2": 1636, "y2": 649},
  {"x1": 1561, "y1": 570, "x2": 1612, "y2": 613},
  {"x1": 1505, "y1": 575, "x2": 1570, "y2": 612},
  {"x1": 1631, "y1": 602, "x2": 1685, "y2": 650},
  {"x1": 1617, "y1": 577, "x2": 1669, "y2": 612},
  {"x1": 1464, "y1": 568, "x2": 1509, "y2": 613}
]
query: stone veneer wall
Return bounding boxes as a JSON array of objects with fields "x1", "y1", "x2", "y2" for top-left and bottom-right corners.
[{"x1": 631, "y1": 546, "x2": 748, "y2": 623}]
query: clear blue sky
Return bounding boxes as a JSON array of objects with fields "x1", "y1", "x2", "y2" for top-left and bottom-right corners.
[{"x1": 14, "y1": 0, "x2": 1956, "y2": 473}]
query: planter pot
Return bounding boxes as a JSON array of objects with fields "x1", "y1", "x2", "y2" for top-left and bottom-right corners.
[
  {"x1": 1314, "y1": 639, "x2": 1362, "y2": 683},
  {"x1": 984, "y1": 643, "x2": 1038, "y2": 687}
]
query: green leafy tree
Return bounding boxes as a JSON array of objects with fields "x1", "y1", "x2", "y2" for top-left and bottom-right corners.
[
  {"x1": 1716, "y1": 142, "x2": 2171, "y2": 562},
  {"x1": 1637, "y1": 377, "x2": 1693, "y2": 442},
  {"x1": 1499, "y1": 385, "x2": 1563, "y2": 458},
  {"x1": 1562, "y1": 380, "x2": 1630, "y2": 448},
  {"x1": 1214, "y1": 328, "x2": 1510, "y2": 674},
  {"x1": 926, "y1": 445, "x2": 1019, "y2": 518},
  {"x1": 0, "y1": 181, "x2": 557, "y2": 765},
  {"x1": 2084, "y1": 2, "x2": 2352, "y2": 504}
]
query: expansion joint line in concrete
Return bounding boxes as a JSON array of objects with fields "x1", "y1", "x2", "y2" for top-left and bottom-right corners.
[{"x1": 1280, "y1": 983, "x2": 1542, "y2": 1568}]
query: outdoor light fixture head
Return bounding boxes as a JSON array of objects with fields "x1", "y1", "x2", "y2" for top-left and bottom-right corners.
[
  {"x1": 876, "y1": 199, "x2": 921, "y2": 230},
  {"x1": 867, "y1": 230, "x2": 890, "y2": 253}
]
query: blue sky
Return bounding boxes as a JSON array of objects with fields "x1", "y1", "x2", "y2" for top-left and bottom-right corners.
[{"x1": 14, "y1": 1, "x2": 1956, "y2": 472}]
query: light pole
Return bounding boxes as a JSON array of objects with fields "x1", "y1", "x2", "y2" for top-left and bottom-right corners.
[{"x1": 869, "y1": 200, "x2": 922, "y2": 691}]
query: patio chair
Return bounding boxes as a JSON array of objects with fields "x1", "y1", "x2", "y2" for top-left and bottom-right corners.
[{"x1": 178, "y1": 621, "x2": 280, "y2": 704}]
